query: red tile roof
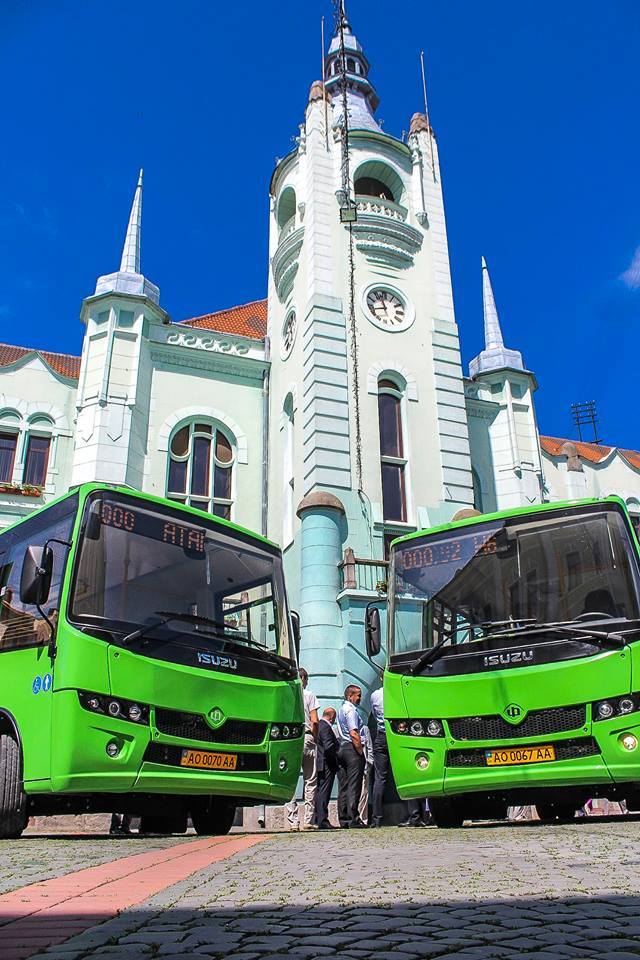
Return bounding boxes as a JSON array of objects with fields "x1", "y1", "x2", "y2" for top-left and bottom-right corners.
[
  {"x1": 0, "y1": 342, "x2": 81, "y2": 380},
  {"x1": 541, "y1": 435, "x2": 640, "y2": 470},
  {"x1": 180, "y1": 298, "x2": 267, "y2": 340}
]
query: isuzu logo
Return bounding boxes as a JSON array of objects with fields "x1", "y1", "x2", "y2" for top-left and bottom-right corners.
[
  {"x1": 197, "y1": 652, "x2": 238, "y2": 670},
  {"x1": 208, "y1": 707, "x2": 226, "y2": 728},
  {"x1": 483, "y1": 650, "x2": 534, "y2": 668}
]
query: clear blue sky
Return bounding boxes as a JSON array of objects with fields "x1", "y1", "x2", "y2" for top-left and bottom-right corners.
[{"x1": 1, "y1": 1, "x2": 638, "y2": 446}]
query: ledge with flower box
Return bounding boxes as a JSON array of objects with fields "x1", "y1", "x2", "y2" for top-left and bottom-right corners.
[{"x1": 0, "y1": 482, "x2": 44, "y2": 498}]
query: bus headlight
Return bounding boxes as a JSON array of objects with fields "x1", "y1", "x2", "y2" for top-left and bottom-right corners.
[
  {"x1": 270, "y1": 724, "x2": 302, "y2": 740},
  {"x1": 390, "y1": 719, "x2": 444, "y2": 738},
  {"x1": 77, "y1": 691, "x2": 149, "y2": 725},
  {"x1": 593, "y1": 695, "x2": 640, "y2": 721},
  {"x1": 619, "y1": 699, "x2": 635, "y2": 715},
  {"x1": 596, "y1": 701, "x2": 614, "y2": 719}
]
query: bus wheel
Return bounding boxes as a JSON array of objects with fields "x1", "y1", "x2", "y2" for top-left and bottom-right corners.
[
  {"x1": 190, "y1": 797, "x2": 236, "y2": 836},
  {"x1": 139, "y1": 812, "x2": 188, "y2": 834},
  {"x1": 0, "y1": 733, "x2": 28, "y2": 839},
  {"x1": 536, "y1": 800, "x2": 576, "y2": 822},
  {"x1": 429, "y1": 798, "x2": 464, "y2": 829}
]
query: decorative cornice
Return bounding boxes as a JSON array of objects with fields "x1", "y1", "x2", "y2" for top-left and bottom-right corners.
[{"x1": 351, "y1": 213, "x2": 423, "y2": 269}]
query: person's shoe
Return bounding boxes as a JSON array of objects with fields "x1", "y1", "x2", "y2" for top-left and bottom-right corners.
[
  {"x1": 302, "y1": 823, "x2": 319, "y2": 830},
  {"x1": 351, "y1": 819, "x2": 368, "y2": 828},
  {"x1": 370, "y1": 818, "x2": 384, "y2": 828},
  {"x1": 398, "y1": 818, "x2": 423, "y2": 827},
  {"x1": 319, "y1": 821, "x2": 336, "y2": 830},
  {"x1": 287, "y1": 820, "x2": 300, "y2": 831}
]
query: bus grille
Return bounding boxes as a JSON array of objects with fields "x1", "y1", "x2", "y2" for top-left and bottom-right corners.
[
  {"x1": 446, "y1": 736, "x2": 599, "y2": 768},
  {"x1": 143, "y1": 742, "x2": 268, "y2": 771},
  {"x1": 154, "y1": 708, "x2": 267, "y2": 745},
  {"x1": 448, "y1": 704, "x2": 586, "y2": 742}
]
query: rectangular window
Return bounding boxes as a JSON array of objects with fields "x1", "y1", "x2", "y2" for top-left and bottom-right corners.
[
  {"x1": 378, "y1": 394, "x2": 403, "y2": 458},
  {"x1": 23, "y1": 436, "x2": 50, "y2": 486},
  {"x1": 381, "y1": 463, "x2": 406, "y2": 522},
  {"x1": 190, "y1": 436, "x2": 211, "y2": 497},
  {"x1": 0, "y1": 433, "x2": 17, "y2": 483}
]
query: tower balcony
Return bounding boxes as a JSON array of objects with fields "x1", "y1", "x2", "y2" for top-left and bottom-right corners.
[
  {"x1": 272, "y1": 219, "x2": 304, "y2": 301},
  {"x1": 351, "y1": 194, "x2": 423, "y2": 268}
]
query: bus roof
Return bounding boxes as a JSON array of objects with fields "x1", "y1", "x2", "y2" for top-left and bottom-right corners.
[
  {"x1": 390, "y1": 495, "x2": 629, "y2": 551},
  {"x1": 0, "y1": 482, "x2": 281, "y2": 553}
]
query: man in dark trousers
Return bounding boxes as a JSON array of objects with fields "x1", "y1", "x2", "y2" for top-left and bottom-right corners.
[
  {"x1": 336, "y1": 684, "x2": 367, "y2": 828},
  {"x1": 315, "y1": 707, "x2": 339, "y2": 829}
]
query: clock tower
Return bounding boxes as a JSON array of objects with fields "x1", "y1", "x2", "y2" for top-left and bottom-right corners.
[{"x1": 266, "y1": 9, "x2": 474, "y2": 703}]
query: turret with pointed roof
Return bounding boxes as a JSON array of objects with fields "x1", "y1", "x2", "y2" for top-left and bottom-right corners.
[
  {"x1": 324, "y1": 4, "x2": 380, "y2": 132},
  {"x1": 469, "y1": 257, "x2": 525, "y2": 377},
  {"x1": 94, "y1": 170, "x2": 160, "y2": 305}
]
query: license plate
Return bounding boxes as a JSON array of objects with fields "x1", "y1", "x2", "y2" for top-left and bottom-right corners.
[
  {"x1": 180, "y1": 749, "x2": 237, "y2": 770},
  {"x1": 485, "y1": 744, "x2": 556, "y2": 766}
]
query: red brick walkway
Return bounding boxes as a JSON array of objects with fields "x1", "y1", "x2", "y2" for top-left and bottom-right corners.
[{"x1": 0, "y1": 833, "x2": 267, "y2": 960}]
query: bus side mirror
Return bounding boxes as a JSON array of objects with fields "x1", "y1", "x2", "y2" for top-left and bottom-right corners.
[
  {"x1": 20, "y1": 545, "x2": 53, "y2": 606},
  {"x1": 290, "y1": 611, "x2": 301, "y2": 660},
  {"x1": 365, "y1": 605, "x2": 382, "y2": 658}
]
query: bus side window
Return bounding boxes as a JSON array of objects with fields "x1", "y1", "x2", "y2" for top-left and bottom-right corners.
[{"x1": 0, "y1": 498, "x2": 76, "y2": 653}]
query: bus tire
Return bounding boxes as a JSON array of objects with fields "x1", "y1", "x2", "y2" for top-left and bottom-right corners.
[
  {"x1": 429, "y1": 798, "x2": 464, "y2": 829},
  {"x1": 139, "y1": 812, "x2": 188, "y2": 835},
  {"x1": 535, "y1": 800, "x2": 576, "y2": 822},
  {"x1": 0, "y1": 733, "x2": 28, "y2": 839},
  {"x1": 190, "y1": 797, "x2": 236, "y2": 836}
]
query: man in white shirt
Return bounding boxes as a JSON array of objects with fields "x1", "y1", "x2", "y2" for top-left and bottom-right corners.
[
  {"x1": 285, "y1": 666, "x2": 319, "y2": 830},
  {"x1": 336, "y1": 684, "x2": 367, "y2": 828}
]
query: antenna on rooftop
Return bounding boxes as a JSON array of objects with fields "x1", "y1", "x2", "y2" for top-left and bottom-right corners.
[
  {"x1": 420, "y1": 50, "x2": 436, "y2": 182},
  {"x1": 571, "y1": 400, "x2": 602, "y2": 445}
]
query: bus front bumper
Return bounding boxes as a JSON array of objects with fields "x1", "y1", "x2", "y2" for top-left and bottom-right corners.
[{"x1": 392, "y1": 717, "x2": 640, "y2": 799}]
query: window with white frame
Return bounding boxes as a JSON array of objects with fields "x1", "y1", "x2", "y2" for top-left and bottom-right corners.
[
  {"x1": 167, "y1": 421, "x2": 235, "y2": 519},
  {"x1": 0, "y1": 411, "x2": 53, "y2": 488},
  {"x1": 282, "y1": 394, "x2": 295, "y2": 546},
  {"x1": 377, "y1": 378, "x2": 407, "y2": 524}
]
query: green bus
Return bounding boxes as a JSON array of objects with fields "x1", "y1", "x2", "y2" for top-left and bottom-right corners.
[
  {"x1": 366, "y1": 497, "x2": 640, "y2": 827},
  {"x1": 0, "y1": 483, "x2": 303, "y2": 838}
]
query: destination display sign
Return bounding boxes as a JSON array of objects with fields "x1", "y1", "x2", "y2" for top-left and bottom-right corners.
[
  {"x1": 396, "y1": 527, "x2": 510, "y2": 574},
  {"x1": 98, "y1": 501, "x2": 206, "y2": 555}
]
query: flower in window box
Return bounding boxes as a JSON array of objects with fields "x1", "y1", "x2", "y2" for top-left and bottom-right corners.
[{"x1": 20, "y1": 484, "x2": 44, "y2": 497}]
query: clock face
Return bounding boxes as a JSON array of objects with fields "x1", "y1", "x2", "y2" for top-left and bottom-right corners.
[
  {"x1": 281, "y1": 309, "x2": 297, "y2": 358},
  {"x1": 366, "y1": 288, "x2": 406, "y2": 326}
]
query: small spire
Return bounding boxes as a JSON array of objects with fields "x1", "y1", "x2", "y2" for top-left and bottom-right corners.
[
  {"x1": 119, "y1": 169, "x2": 143, "y2": 275},
  {"x1": 469, "y1": 256, "x2": 524, "y2": 377},
  {"x1": 482, "y1": 256, "x2": 504, "y2": 350}
]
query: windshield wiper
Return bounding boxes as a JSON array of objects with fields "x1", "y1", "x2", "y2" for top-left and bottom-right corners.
[
  {"x1": 121, "y1": 611, "x2": 234, "y2": 645},
  {"x1": 121, "y1": 610, "x2": 295, "y2": 678}
]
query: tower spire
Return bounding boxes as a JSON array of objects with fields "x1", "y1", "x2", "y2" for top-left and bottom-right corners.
[
  {"x1": 120, "y1": 168, "x2": 143, "y2": 275},
  {"x1": 93, "y1": 169, "x2": 160, "y2": 305},
  {"x1": 324, "y1": 3, "x2": 380, "y2": 132},
  {"x1": 469, "y1": 257, "x2": 524, "y2": 377}
]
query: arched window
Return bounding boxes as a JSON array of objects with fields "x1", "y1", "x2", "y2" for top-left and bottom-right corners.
[
  {"x1": 167, "y1": 421, "x2": 235, "y2": 520},
  {"x1": 276, "y1": 186, "x2": 297, "y2": 239},
  {"x1": 354, "y1": 161, "x2": 405, "y2": 205},
  {"x1": 282, "y1": 394, "x2": 295, "y2": 547},
  {"x1": 355, "y1": 176, "x2": 394, "y2": 202},
  {"x1": 0, "y1": 411, "x2": 54, "y2": 489},
  {"x1": 378, "y1": 378, "x2": 407, "y2": 524},
  {"x1": 346, "y1": 57, "x2": 356, "y2": 73},
  {"x1": 0, "y1": 412, "x2": 20, "y2": 484}
]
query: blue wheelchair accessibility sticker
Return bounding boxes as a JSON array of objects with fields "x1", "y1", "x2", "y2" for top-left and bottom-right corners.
[
  {"x1": 42, "y1": 673, "x2": 52, "y2": 692},
  {"x1": 32, "y1": 676, "x2": 42, "y2": 695}
]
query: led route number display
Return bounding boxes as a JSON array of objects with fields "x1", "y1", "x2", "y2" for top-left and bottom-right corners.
[
  {"x1": 99, "y1": 502, "x2": 206, "y2": 555},
  {"x1": 397, "y1": 529, "x2": 508, "y2": 573}
]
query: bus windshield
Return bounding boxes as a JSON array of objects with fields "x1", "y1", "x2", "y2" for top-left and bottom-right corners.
[
  {"x1": 69, "y1": 492, "x2": 294, "y2": 670},
  {"x1": 389, "y1": 505, "x2": 640, "y2": 664}
]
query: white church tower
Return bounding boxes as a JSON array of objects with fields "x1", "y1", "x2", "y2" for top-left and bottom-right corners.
[
  {"x1": 466, "y1": 257, "x2": 544, "y2": 511},
  {"x1": 71, "y1": 172, "x2": 169, "y2": 488},
  {"x1": 266, "y1": 8, "x2": 474, "y2": 701}
]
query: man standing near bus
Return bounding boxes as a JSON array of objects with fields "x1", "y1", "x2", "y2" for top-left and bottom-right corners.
[
  {"x1": 286, "y1": 667, "x2": 319, "y2": 830},
  {"x1": 336, "y1": 684, "x2": 367, "y2": 828}
]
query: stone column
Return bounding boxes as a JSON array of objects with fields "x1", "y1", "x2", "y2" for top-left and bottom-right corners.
[{"x1": 296, "y1": 491, "x2": 345, "y2": 699}]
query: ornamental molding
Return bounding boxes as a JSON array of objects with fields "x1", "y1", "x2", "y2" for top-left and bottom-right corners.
[
  {"x1": 351, "y1": 212, "x2": 423, "y2": 269},
  {"x1": 272, "y1": 226, "x2": 305, "y2": 302},
  {"x1": 0, "y1": 394, "x2": 72, "y2": 432},
  {"x1": 150, "y1": 326, "x2": 264, "y2": 361},
  {"x1": 148, "y1": 348, "x2": 265, "y2": 383},
  {"x1": 465, "y1": 398, "x2": 498, "y2": 422},
  {"x1": 366, "y1": 362, "x2": 418, "y2": 401},
  {"x1": 158, "y1": 405, "x2": 248, "y2": 464}
]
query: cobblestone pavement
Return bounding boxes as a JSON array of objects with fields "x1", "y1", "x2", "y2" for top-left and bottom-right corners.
[
  {"x1": 13, "y1": 820, "x2": 640, "y2": 960},
  {"x1": 0, "y1": 836, "x2": 191, "y2": 895}
]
